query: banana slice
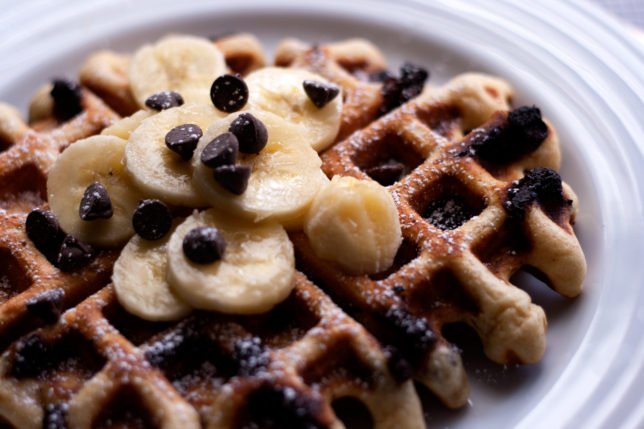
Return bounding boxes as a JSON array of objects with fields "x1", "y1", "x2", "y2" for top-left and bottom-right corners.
[
  {"x1": 47, "y1": 135, "x2": 145, "y2": 247},
  {"x1": 167, "y1": 209, "x2": 295, "y2": 314},
  {"x1": 192, "y1": 110, "x2": 329, "y2": 228},
  {"x1": 125, "y1": 102, "x2": 223, "y2": 207},
  {"x1": 113, "y1": 223, "x2": 192, "y2": 321},
  {"x1": 101, "y1": 109, "x2": 152, "y2": 140},
  {"x1": 304, "y1": 176, "x2": 402, "y2": 275},
  {"x1": 245, "y1": 67, "x2": 342, "y2": 152},
  {"x1": 129, "y1": 34, "x2": 226, "y2": 107}
]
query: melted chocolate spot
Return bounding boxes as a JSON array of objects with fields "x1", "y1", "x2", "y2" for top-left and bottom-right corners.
[
  {"x1": 379, "y1": 62, "x2": 429, "y2": 115},
  {"x1": 504, "y1": 167, "x2": 565, "y2": 220},
  {"x1": 469, "y1": 106, "x2": 549, "y2": 164},
  {"x1": 10, "y1": 334, "x2": 53, "y2": 378},
  {"x1": 233, "y1": 336, "x2": 269, "y2": 376},
  {"x1": 242, "y1": 384, "x2": 327, "y2": 429},
  {"x1": 423, "y1": 195, "x2": 478, "y2": 230},
  {"x1": 365, "y1": 159, "x2": 406, "y2": 186},
  {"x1": 25, "y1": 289, "x2": 64, "y2": 323}
]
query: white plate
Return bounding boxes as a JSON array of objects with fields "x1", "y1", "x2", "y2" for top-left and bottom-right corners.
[{"x1": 1, "y1": 1, "x2": 643, "y2": 428}]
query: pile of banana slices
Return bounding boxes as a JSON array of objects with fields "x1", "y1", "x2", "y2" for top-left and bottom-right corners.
[{"x1": 45, "y1": 34, "x2": 401, "y2": 320}]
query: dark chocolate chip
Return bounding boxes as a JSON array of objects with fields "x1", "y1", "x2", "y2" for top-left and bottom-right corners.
[
  {"x1": 229, "y1": 112, "x2": 268, "y2": 154},
  {"x1": 57, "y1": 235, "x2": 93, "y2": 272},
  {"x1": 145, "y1": 91, "x2": 184, "y2": 111},
  {"x1": 302, "y1": 79, "x2": 340, "y2": 108},
  {"x1": 365, "y1": 159, "x2": 406, "y2": 186},
  {"x1": 182, "y1": 226, "x2": 226, "y2": 264},
  {"x1": 25, "y1": 208, "x2": 65, "y2": 263},
  {"x1": 210, "y1": 74, "x2": 248, "y2": 112},
  {"x1": 132, "y1": 199, "x2": 172, "y2": 241},
  {"x1": 43, "y1": 403, "x2": 68, "y2": 429},
  {"x1": 213, "y1": 164, "x2": 251, "y2": 195},
  {"x1": 200, "y1": 132, "x2": 239, "y2": 168},
  {"x1": 79, "y1": 182, "x2": 113, "y2": 221},
  {"x1": 25, "y1": 289, "x2": 64, "y2": 324},
  {"x1": 504, "y1": 167, "x2": 564, "y2": 219},
  {"x1": 50, "y1": 78, "x2": 83, "y2": 121},
  {"x1": 10, "y1": 334, "x2": 54, "y2": 378},
  {"x1": 165, "y1": 123, "x2": 203, "y2": 160}
]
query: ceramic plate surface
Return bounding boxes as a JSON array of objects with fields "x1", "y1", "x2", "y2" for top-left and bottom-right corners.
[{"x1": 1, "y1": 1, "x2": 643, "y2": 428}]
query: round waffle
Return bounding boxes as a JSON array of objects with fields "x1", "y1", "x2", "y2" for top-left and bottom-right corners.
[{"x1": 0, "y1": 34, "x2": 585, "y2": 428}]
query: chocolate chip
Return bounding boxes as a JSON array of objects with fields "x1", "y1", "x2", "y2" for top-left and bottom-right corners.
[
  {"x1": 365, "y1": 160, "x2": 406, "y2": 186},
  {"x1": 200, "y1": 132, "x2": 239, "y2": 168},
  {"x1": 213, "y1": 164, "x2": 251, "y2": 195},
  {"x1": 182, "y1": 226, "x2": 226, "y2": 264},
  {"x1": 79, "y1": 182, "x2": 113, "y2": 221},
  {"x1": 57, "y1": 235, "x2": 93, "y2": 272},
  {"x1": 132, "y1": 199, "x2": 172, "y2": 240},
  {"x1": 10, "y1": 334, "x2": 53, "y2": 378},
  {"x1": 50, "y1": 78, "x2": 83, "y2": 121},
  {"x1": 26, "y1": 208, "x2": 65, "y2": 263},
  {"x1": 25, "y1": 289, "x2": 64, "y2": 323},
  {"x1": 165, "y1": 123, "x2": 202, "y2": 160},
  {"x1": 504, "y1": 167, "x2": 565, "y2": 219},
  {"x1": 145, "y1": 91, "x2": 184, "y2": 111},
  {"x1": 229, "y1": 112, "x2": 268, "y2": 154},
  {"x1": 302, "y1": 80, "x2": 340, "y2": 108},
  {"x1": 469, "y1": 106, "x2": 548, "y2": 164},
  {"x1": 210, "y1": 74, "x2": 248, "y2": 112},
  {"x1": 392, "y1": 285, "x2": 405, "y2": 294},
  {"x1": 379, "y1": 62, "x2": 429, "y2": 115}
]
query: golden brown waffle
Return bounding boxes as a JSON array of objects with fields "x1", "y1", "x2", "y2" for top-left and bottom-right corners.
[
  {"x1": 286, "y1": 54, "x2": 586, "y2": 406},
  {"x1": 0, "y1": 34, "x2": 586, "y2": 428},
  {"x1": 0, "y1": 274, "x2": 425, "y2": 428},
  {"x1": 0, "y1": 89, "x2": 122, "y2": 426}
]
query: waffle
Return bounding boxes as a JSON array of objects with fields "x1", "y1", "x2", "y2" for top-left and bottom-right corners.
[
  {"x1": 0, "y1": 33, "x2": 586, "y2": 428},
  {"x1": 284, "y1": 40, "x2": 586, "y2": 407}
]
